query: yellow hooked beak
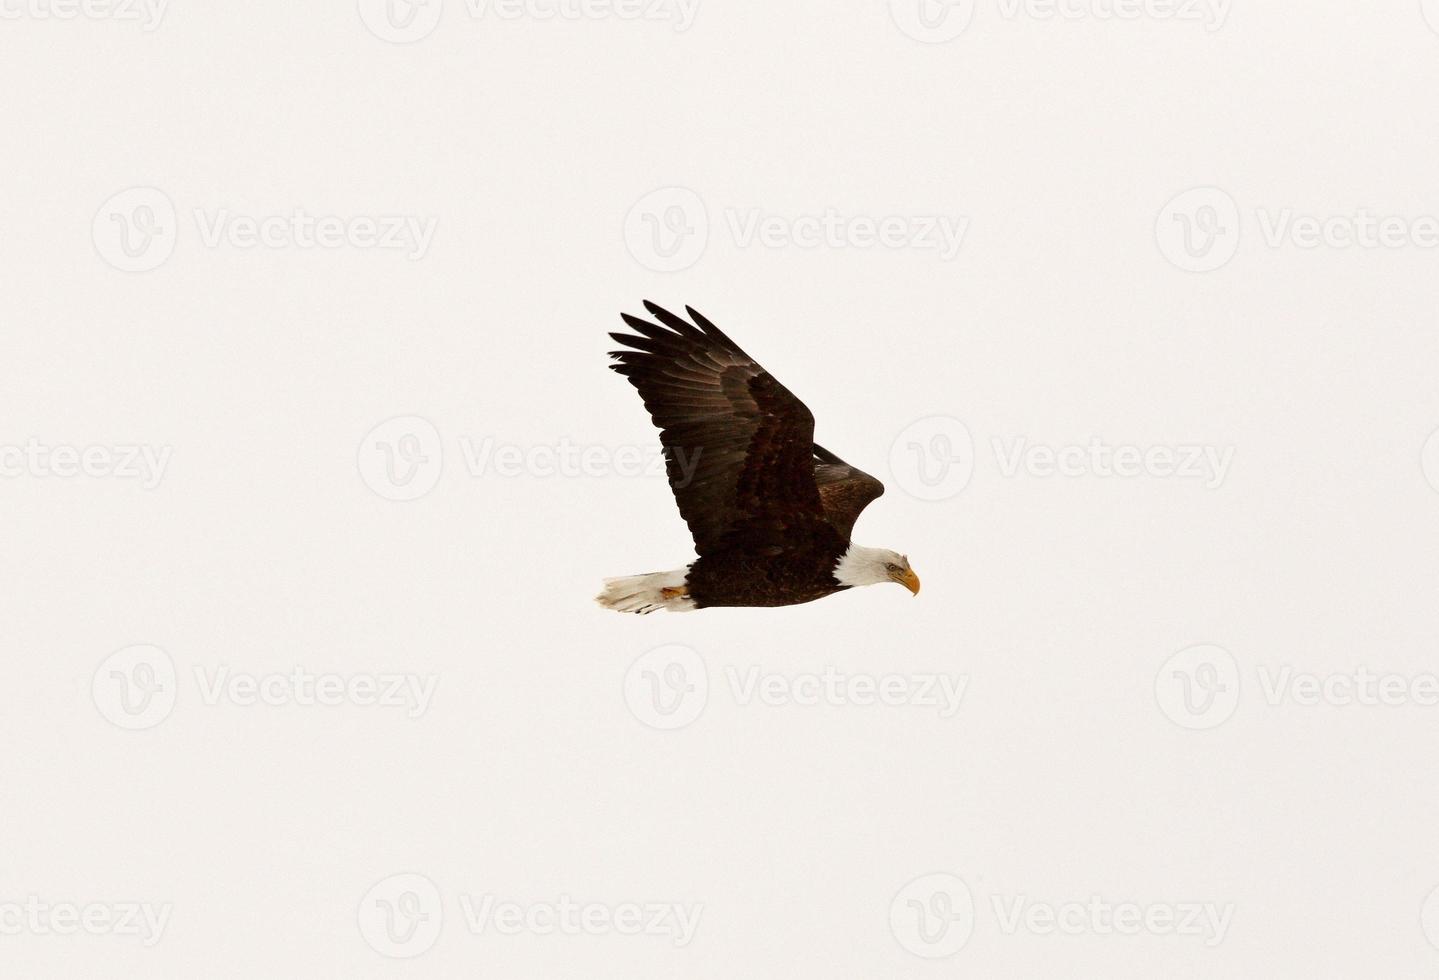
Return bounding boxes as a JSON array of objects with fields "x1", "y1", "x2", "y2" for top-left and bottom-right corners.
[{"x1": 892, "y1": 567, "x2": 921, "y2": 596}]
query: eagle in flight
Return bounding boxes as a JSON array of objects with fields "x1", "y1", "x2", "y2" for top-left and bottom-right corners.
[{"x1": 596, "y1": 302, "x2": 920, "y2": 613}]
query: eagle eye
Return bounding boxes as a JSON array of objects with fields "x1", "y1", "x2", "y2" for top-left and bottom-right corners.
[{"x1": 884, "y1": 563, "x2": 900, "y2": 573}]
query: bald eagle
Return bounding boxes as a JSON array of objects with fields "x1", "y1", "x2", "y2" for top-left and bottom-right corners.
[{"x1": 596, "y1": 302, "x2": 920, "y2": 613}]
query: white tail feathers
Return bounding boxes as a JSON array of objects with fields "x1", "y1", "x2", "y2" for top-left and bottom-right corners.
[{"x1": 595, "y1": 568, "x2": 695, "y2": 614}]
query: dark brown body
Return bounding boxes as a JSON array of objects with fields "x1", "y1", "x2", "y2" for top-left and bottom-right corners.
[{"x1": 686, "y1": 533, "x2": 850, "y2": 608}]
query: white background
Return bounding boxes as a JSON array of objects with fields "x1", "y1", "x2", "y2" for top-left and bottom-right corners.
[{"x1": 5, "y1": 0, "x2": 1439, "y2": 976}]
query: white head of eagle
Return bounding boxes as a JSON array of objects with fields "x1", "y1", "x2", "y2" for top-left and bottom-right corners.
[
  {"x1": 597, "y1": 301, "x2": 921, "y2": 614},
  {"x1": 833, "y1": 545, "x2": 921, "y2": 594}
]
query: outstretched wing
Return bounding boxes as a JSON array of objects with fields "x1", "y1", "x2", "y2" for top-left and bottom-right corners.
[
  {"x1": 608, "y1": 302, "x2": 826, "y2": 556},
  {"x1": 812, "y1": 443, "x2": 885, "y2": 541}
]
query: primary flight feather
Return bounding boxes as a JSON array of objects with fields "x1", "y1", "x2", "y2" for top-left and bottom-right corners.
[{"x1": 596, "y1": 301, "x2": 920, "y2": 613}]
